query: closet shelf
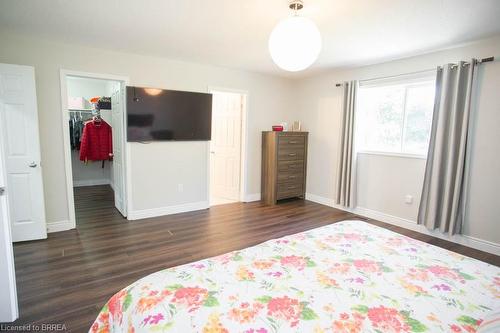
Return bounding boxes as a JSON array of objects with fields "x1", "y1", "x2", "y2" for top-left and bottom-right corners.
[{"x1": 69, "y1": 108, "x2": 94, "y2": 112}]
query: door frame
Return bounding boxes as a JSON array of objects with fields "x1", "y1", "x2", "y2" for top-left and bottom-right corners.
[
  {"x1": 207, "y1": 86, "x2": 249, "y2": 204},
  {"x1": 59, "y1": 69, "x2": 131, "y2": 229},
  {"x1": 0, "y1": 111, "x2": 18, "y2": 322}
]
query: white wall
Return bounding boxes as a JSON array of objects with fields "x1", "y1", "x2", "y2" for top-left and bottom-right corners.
[
  {"x1": 356, "y1": 153, "x2": 426, "y2": 221},
  {"x1": 67, "y1": 77, "x2": 112, "y2": 187},
  {"x1": 463, "y1": 61, "x2": 500, "y2": 243},
  {"x1": 0, "y1": 32, "x2": 298, "y2": 227},
  {"x1": 297, "y1": 35, "x2": 500, "y2": 250}
]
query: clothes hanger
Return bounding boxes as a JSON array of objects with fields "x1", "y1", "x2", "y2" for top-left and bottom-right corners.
[
  {"x1": 92, "y1": 103, "x2": 102, "y2": 123},
  {"x1": 93, "y1": 109, "x2": 102, "y2": 125}
]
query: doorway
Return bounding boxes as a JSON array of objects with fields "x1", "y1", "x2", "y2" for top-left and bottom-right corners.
[
  {"x1": 209, "y1": 89, "x2": 247, "y2": 206},
  {"x1": 60, "y1": 71, "x2": 129, "y2": 228}
]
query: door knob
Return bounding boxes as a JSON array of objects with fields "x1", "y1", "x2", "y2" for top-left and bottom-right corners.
[
  {"x1": 29, "y1": 162, "x2": 37, "y2": 168},
  {"x1": 0, "y1": 187, "x2": 5, "y2": 195}
]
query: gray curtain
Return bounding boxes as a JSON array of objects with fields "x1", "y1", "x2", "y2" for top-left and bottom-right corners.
[
  {"x1": 418, "y1": 60, "x2": 477, "y2": 235},
  {"x1": 335, "y1": 81, "x2": 357, "y2": 207}
]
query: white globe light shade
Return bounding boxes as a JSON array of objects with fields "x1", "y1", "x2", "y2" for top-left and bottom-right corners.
[{"x1": 269, "y1": 16, "x2": 322, "y2": 72}]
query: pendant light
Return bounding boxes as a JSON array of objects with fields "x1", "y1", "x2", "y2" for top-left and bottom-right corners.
[{"x1": 269, "y1": 0, "x2": 322, "y2": 72}]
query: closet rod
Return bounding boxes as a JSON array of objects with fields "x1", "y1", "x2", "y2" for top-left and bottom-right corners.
[
  {"x1": 69, "y1": 109, "x2": 94, "y2": 113},
  {"x1": 334, "y1": 56, "x2": 495, "y2": 87}
]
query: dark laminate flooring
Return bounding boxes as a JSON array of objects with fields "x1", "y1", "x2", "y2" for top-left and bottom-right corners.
[{"x1": 10, "y1": 185, "x2": 499, "y2": 332}]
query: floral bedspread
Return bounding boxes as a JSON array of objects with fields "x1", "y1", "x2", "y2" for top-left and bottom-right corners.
[{"x1": 90, "y1": 220, "x2": 499, "y2": 333}]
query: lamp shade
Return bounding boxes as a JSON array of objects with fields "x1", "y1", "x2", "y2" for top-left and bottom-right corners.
[{"x1": 268, "y1": 16, "x2": 322, "y2": 72}]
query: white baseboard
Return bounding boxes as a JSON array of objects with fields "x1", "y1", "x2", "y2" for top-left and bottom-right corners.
[
  {"x1": 305, "y1": 192, "x2": 500, "y2": 256},
  {"x1": 127, "y1": 201, "x2": 210, "y2": 220},
  {"x1": 354, "y1": 206, "x2": 419, "y2": 228},
  {"x1": 73, "y1": 179, "x2": 111, "y2": 187},
  {"x1": 305, "y1": 193, "x2": 337, "y2": 208},
  {"x1": 47, "y1": 220, "x2": 73, "y2": 233},
  {"x1": 243, "y1": 193, "x2": 261, "y2": 202}
]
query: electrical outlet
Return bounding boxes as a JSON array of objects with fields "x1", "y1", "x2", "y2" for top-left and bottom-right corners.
[
  {"x1": 405, "y1": 195, "x2": 413, "y2": 204},
  {"x1": 178, "y1": 184, "x2": 184, "y2": 192}
]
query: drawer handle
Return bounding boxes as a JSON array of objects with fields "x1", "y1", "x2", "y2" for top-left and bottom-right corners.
[
  {"x1": 289, "y1": 140, "x2": 298, "y2": 144},
  {"x1": 288, "y1": 153, "x2": 297, "y2": 156},
  {"x1": 287, "y1": 186, "x2": 297, "y2": 189},
  {"x1": 289, "y1": 175, "x2": 296, "y2": 179}
]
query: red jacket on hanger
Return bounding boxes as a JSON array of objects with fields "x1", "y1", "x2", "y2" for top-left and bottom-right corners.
[{"x1": 79, "y1": 119, "x2": 113, "y2": 162}]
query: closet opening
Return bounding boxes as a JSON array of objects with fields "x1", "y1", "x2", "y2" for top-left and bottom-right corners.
[
  {"x1": 60, "y1": 71, "x2": 129, "y2": 228},
  {"x1": 208, "y1": 89, "x2": 248, "y2": 206}
]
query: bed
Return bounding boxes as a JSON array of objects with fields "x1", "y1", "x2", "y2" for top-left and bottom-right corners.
[{"x1": 90, "y1": 220, "x2": 499, "y2": 333}]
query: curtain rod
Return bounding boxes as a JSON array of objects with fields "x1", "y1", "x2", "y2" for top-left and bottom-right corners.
[{"x1": 334, "y1": 56, "x2": 495, "y2": 87}]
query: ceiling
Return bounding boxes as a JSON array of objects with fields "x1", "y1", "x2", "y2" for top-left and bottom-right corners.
[{"x1": 1, "y1": 0, "x2": 500, "y2": 78}]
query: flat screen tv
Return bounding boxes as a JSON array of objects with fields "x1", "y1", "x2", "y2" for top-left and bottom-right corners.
[{"x1": 126, "y1": 86, "x2": 212, "y2": 141}]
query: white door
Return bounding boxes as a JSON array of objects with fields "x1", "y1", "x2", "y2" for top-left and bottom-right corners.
[
  {"x1": 210, "y1": 91, "x2": 243, "y2": 201},
  {"x1": 0, "y1": 63, "x2": 47, "y2": 242},
  {"x1": 0, "y1": 120, "x2": 19, "y2": 322},
  {"x1": 111, "y1": 83, "x2": 126, "y2": 216}
]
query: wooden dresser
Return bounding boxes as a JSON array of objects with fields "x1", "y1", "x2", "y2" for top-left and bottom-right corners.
[{"x1": 261, "y1": 131, "x2": 308, "y2": 205}]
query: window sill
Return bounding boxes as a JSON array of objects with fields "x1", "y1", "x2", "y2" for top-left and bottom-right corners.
[{"x1": 357, "y1": 150, "x2": 427, "y2": 160}]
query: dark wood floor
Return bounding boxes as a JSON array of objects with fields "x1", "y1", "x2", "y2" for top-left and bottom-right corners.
[{"x1": 11, "y1": 185, "x2": 499, "y2": 332}]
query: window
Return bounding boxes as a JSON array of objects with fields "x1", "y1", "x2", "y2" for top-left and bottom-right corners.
[{"x1": 356, "y1": 74, "x2": 436, "y2": 156}]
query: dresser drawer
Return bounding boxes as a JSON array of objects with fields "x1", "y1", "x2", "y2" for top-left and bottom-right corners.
[
  {"x1": 278, "y1": 171, "x2": 304, "y2": 183},
  {"x1": 277, "y1": 182, "x2": 303, "y2": 199},
  {"x1": 278, "y1": 160, "x2": 304, "y2": 172},
  {"x1": 278, "y1": 148, "x2": 304, "y2": 161},
  {"x1": 278, "y1": 135, "x2": 306, "y2": 148}
]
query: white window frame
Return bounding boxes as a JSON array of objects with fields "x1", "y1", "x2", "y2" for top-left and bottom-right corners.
[{"x1": 356, "y1": 71, "x2": 436, "y2": 159}]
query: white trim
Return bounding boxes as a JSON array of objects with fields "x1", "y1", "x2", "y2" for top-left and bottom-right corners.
[
  {"x1": 357, "y1": 151, "x2": 427, "y2": 160},
  {"x1": 128, "y1": 201, "x2": 209, "y2": 220},
  {"x1": 60, "y1": 69, "x2": 130, "y2": 229},
  {"x1": 125, "y1": 141, "x2": 133, "y2": 217},
  {"x1": 59, "y1": 71, "x2": 77, "y2": 230},
  {"x1": 305, "y1": 193, "x2": 337, "y2": 207},
  {"x1": 46, "y1": 220, "x2": 73, "y2": 233},
  {"x1": 0, "y1": 96, "x2": 18, "y2": 321},
  {"x1": 240, "y1": 93, "x2": 249, "y2": 203},
  {"x1": 207, "y1": 87, "x2": 250, "y2": 205},
  {"x1": 355, "y1": 206, "x2": 500, "y2": 255},
  {"x1": 461, "y1": 234, "x2": 500, "y2": 252},
  {"x1": 61, "y1": 70, "x2": 130, "y2": 83},
  {"x1": 305, "y1": 193, "x2": 500, "y2": 255},
  {"x1": 73, "y1": 179, "x2": 111, "y2": 187},
  {"x1": 119, "y1": 82, "x2": 130, "y2": 218},
  {"x1": 206, "y1": 141, "x2": 211, "y2": 206},
  {"x1": 359, "y1": 69, "x2": 436, "y2": 87},
  {"x1": 243, "y1": 193, "x2": 261, "y2": 203},
  {"x1": 354, "y1": 206, "x2": 421, "y2": 229}
]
